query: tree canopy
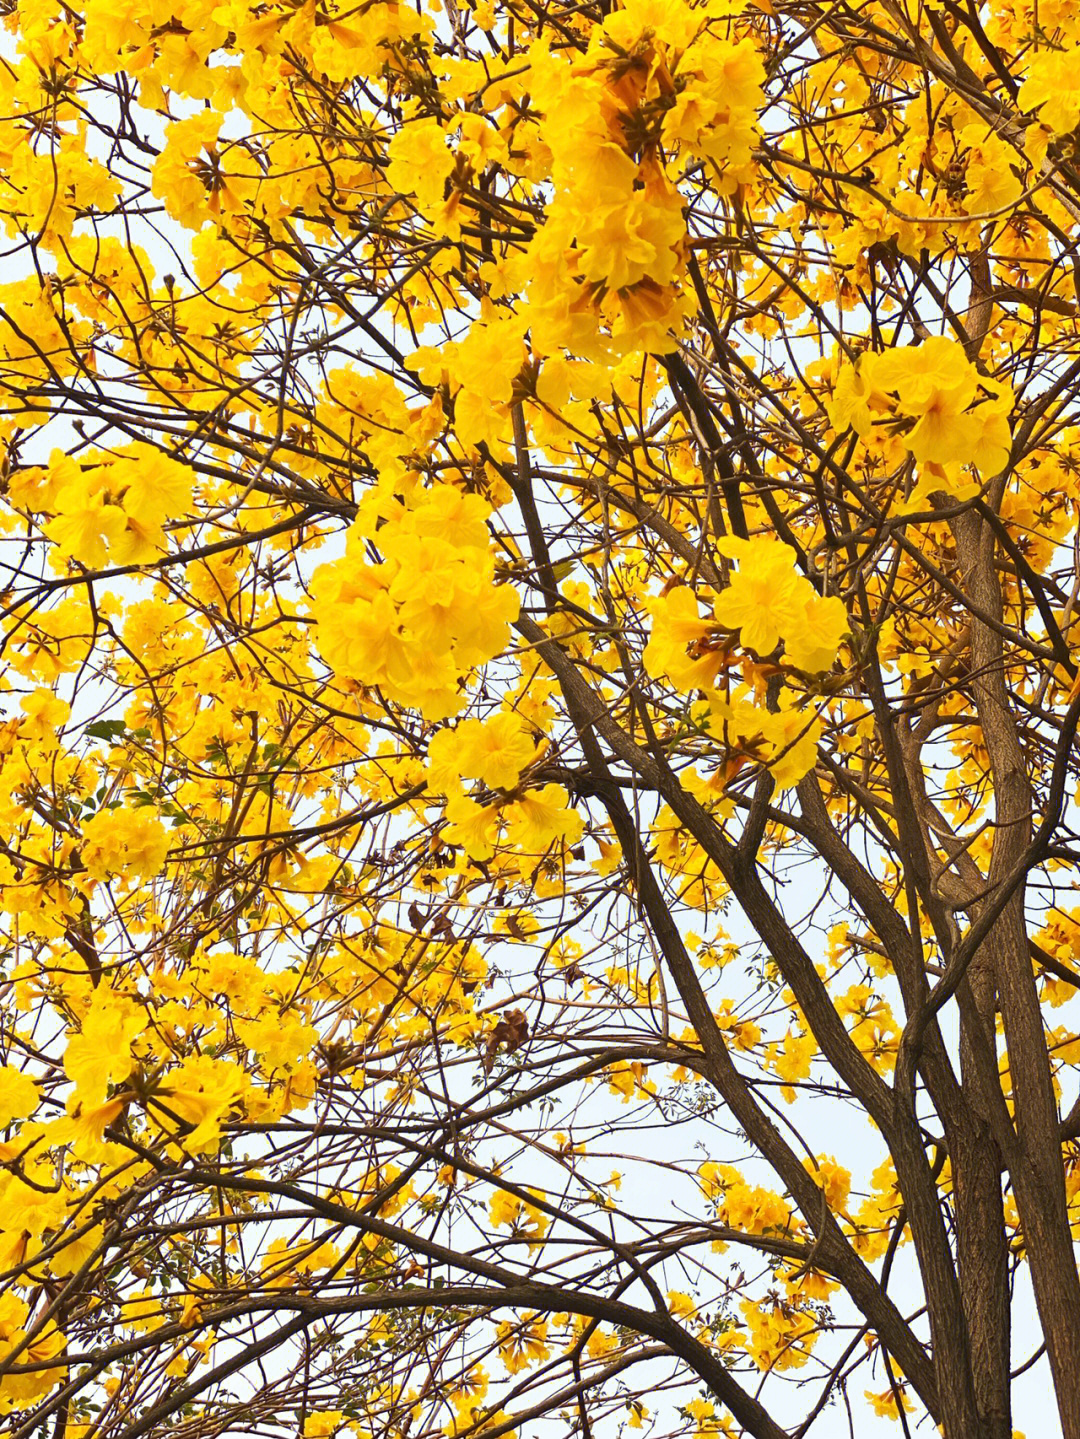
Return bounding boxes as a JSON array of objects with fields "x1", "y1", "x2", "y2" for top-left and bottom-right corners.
[{"x1": 1, "y1": 0, "x2": 1080, "y2": 1436}]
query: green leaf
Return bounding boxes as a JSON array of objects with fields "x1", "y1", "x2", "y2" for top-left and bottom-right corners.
[{"x1": 85, "y1": 719, "x2": 127, "y2": 741}]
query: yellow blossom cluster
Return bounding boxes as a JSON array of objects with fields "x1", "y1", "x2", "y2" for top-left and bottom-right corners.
[
  {"x1": 826, "y1": 338, "x2": 1014, "y2": 495},
  {"x1": 311, "y1": 484, "x2": 519, "y2": 720}
]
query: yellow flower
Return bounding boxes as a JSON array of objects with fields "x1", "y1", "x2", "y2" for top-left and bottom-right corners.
[
  {"x1": 150, "y1": 1057, "x2": 247, "y2": 1153},
  {"x1": 606, "y1": 1059, "x2": 656, "y2": 1102},
  {"x1": 502, "y1": 784, "x2": 583, "y2": 852},
  {"x1": 644, "y1": 587, "x2": 727, "y2": 692},
  {"x1": 713, "y1": 539, "x2": 804, "y2": 657},
  {"x1": 427, "y1": 712, "x2": 539, "y2": 792},
  {"x1": 48, "y1": 1222, "x2": 104, "y2": 1279},
  {"x1": 496, "y1": 1314, "x2": 549, "y2": 1373},
  {"x1": 443, "y1": 791, "x2": 502, "y2": 860},
  {"x1": 0, "y1": 1065, "x2": 38, "y2": 1126},
  {"x1": 58, "y1": 1095, "x2": 127, "y2": 1161},
  {"x1": 120, "y1": 1289, "x2": 165, "y2": 1333},
  {"x1": 81, "y1": 807, "x2": 170, "y2": 883},
  {"x1": 311, "y1": 485, "x2": 519, "y2": 721},
  {"x1": 387, "y1": 118, "x2": 455, "y2": 211},
  {"x1": 63, "y1": 992, "x2": 144, "y2": 1106},
  {"x1": 487, "y1": 1188, "x2": 549, "y2": 1248},
  {"x1": 449, "y1": 1364, "x2": 488, "y2": 1414},
  {"x1": 0, "y1": 1290, "x2": 66, "y2": 1412},
  {"x1": 865, "y1": 1386, "x2": 914, "y2": 1420},
  {"x1": 830, "y1": 338, "x2": 1013, "y2": 480},
  {"x1": 304, "y1": 1412, "x2": 346, "y2": 1438},
  {"x1": 803, "y1": 1154, "x2": 852, "y2": 1214},
  {"x1": 46, "y1": 488, "x2": 128, "y2": 569},
  {"x1": 1018, "y1": 47, "x2": 1080, "y2": 137},
  {"x1": 18, "y1": 688, "x2": 70, "y2": 745},
  {"x1": 723, "y1": 1183, "x2": 792, "y2": 1236},
  {"x1": 739, "y1": 1298, "x2": 817, "y2": 1371}
]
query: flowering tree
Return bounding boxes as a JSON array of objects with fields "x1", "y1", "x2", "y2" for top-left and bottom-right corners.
[{"x1": 2, "y1": 0, "x2": 1080, "y2": 1436}]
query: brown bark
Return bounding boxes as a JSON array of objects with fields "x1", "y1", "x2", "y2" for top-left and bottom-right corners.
[{"x1": 951, "y1": 506, "x2": 1080, "y2": 1438}]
